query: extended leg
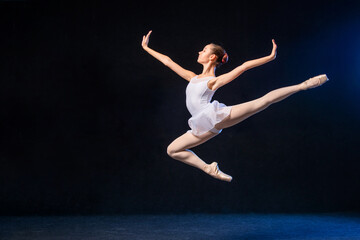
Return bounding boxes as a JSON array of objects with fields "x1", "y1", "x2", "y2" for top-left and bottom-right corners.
[
  {"x1": 216, "y1": 74, "x2": 328, "y2": 129},
  {"x1": 167, "y1": 131, "x2": 232, "y2": 182}
]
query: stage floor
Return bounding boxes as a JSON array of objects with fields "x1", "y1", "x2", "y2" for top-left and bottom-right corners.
[{"x1": 1, "y1": 214, "x2": 360, "y2": 239}]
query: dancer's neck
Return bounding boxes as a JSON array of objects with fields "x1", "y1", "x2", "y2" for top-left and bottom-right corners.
[{"x1": 199, "y1": 63, "x2": 216, "y2": 78}]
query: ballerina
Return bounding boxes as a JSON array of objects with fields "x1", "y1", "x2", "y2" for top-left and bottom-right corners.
[{"x1": 141, "y1": 30, "x2": 328, "y2": 182}]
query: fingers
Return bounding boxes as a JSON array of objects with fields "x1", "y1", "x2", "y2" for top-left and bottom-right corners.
[
  {"x1": 142, "y1": 30, "x2": 152, "y2": 48},
  {"x1": 271, "y1": 39, "x2": 277, "y2": 53},
  {"x1": 269, "y1": 39, "x2": 277, "y2": 59},
  {"x1": 142, "y1": 36, "x2": 145, "y2": 45},
  {"x1": 143, "y1": 30, "x2": 152, "y2": 42},
  {"x1": 145, "y1": 30, "x2": 152, "y2": 39}
]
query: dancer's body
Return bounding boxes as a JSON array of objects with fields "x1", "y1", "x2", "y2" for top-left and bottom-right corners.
[{"x1": 141, "y1": 30, "x2": 328, "y2": 182}]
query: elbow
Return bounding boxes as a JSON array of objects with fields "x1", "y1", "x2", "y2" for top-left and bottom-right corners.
[
  {"x1": 241, "y1": 63, "x2": 250, "y2": 71},
  {"x1": 163, "y1": 57, "x2": 172, "y2": 67}
]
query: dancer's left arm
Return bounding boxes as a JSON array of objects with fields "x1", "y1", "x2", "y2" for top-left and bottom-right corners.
[{"x1": 209, "y1": 39, "x2": 277, "y2": 91}]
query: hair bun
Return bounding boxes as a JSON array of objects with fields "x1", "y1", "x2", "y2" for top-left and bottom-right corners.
[{"x1": 222, "y1": 52, "x2": 228, "y2": 64}]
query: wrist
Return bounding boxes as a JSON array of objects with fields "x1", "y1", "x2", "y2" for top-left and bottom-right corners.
[{"x1": 268, "y1": 55, "x2": 275, "y2": 61}]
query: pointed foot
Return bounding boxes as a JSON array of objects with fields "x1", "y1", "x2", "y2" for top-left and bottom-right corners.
[
  {"x1": 301, "y1": 74, "x2": 329, "y2": 90},
  {"x1": 204, "y1": 162, "x2": 232, "y2": 182}
]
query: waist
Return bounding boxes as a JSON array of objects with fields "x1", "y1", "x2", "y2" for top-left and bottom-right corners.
[{"x1": 186, "y1": 100, "x2": 210, "y2": 116}]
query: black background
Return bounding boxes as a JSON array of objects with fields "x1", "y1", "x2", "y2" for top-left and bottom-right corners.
[{"x1": 0, "y1": 0, "x2": 359, "y2": 215}]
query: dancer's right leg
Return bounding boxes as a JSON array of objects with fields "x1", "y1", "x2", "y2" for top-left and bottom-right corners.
[{"x1": 215, "y1": 74, "x2": 329, "y2": 130}]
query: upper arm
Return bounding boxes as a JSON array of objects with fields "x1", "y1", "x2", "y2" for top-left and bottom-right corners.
[
  {"x1": 164, "y1": 57, "x2": 196, "y2": 81},
  {"x1": 209, "y1": 64, "x2": 247, "y2": 91}
]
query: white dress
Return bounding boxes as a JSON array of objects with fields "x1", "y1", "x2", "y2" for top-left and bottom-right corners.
[{"x1": 186, "y1": 75, "x2": 232, "y2": 136}]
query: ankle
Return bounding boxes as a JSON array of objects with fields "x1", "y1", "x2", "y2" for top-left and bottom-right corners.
[{"x1": 203, "y1": 163, "x2": 211, "y2": 173}]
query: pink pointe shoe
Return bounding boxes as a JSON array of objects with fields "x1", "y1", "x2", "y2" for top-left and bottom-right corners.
[
  {"x1": 204, "y1": 162, "x2": 232, "y2": 182},
  {"x1": 302, "y1": 74, "x2": 329, "y2": 90}
]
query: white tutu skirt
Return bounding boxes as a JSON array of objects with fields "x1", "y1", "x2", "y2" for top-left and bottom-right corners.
[{"x1": 188, "y1": 100, "x2": 232, "y2": 136}]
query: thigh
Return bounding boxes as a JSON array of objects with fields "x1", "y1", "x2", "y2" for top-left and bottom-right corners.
[
  {"x1": 215, "y1": 98, "x2": 267, "y2": 130},
  {"x1": 168, "y1": 131, "x2": 218, "y2": 152}
]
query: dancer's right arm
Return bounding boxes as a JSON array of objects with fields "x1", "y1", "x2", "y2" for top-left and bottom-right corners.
[{"x1": 142, "y1": 31, "x2": 196, "y2": 81}]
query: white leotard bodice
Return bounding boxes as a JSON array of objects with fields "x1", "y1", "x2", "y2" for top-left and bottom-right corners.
[
  {"x1": 185, "y1": 76, "x2": 231, "y2": 136},
  {"x1": 186, "y1": 76, "x2": 216, "y2": 115}
]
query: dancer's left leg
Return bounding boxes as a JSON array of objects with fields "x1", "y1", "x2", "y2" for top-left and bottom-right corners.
[
  {"x1": 167, "y1": 131, "x2": 217, "y2": 170},
  {"x1": 167, "y1": 131, "x2": 232, "y2": 182}
]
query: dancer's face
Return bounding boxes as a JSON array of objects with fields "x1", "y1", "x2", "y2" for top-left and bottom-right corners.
[{"x1": 197, "y1": 44, "x2": 216, "y2": 64}]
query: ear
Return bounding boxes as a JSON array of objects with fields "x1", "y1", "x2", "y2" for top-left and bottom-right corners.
[{"x1": 209, "y1": 54, "x2": 217, "y2": 62}]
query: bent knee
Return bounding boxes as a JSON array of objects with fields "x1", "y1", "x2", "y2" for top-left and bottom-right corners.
[
  {"x1": 166, "y1": 145, "x2": 177, "y2": 158},
  {"x1": 167, "y1": 144, "x2": 186, "y2": 159}
]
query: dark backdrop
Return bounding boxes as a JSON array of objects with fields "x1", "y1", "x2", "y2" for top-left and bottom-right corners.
[{"x1": 0, "y1": 0, "x2": 359, "y2": 215}]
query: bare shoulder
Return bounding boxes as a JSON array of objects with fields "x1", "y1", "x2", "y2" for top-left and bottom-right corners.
[
  {"x1": 166, "y1": 59, "x2": 197, "y2": 82},
  {"x1": 186, "y1": 72, "x2": 197, "y2": 81},
  {"x1": 207, "y1": 76, "x2": 220, "y2": 90}
]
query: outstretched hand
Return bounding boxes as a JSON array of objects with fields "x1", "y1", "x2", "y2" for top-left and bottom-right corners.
[
  {"x1": 142, "y1": 30, "x2": 152, "y2": 50},
  {"x1": 270, "y1": 39, "x2": 277, "y2": 60}
]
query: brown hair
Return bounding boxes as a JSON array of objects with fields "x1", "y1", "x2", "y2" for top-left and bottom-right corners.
[{"x1": 209, "y1": 43, "x2": 228, "y2": 67}]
